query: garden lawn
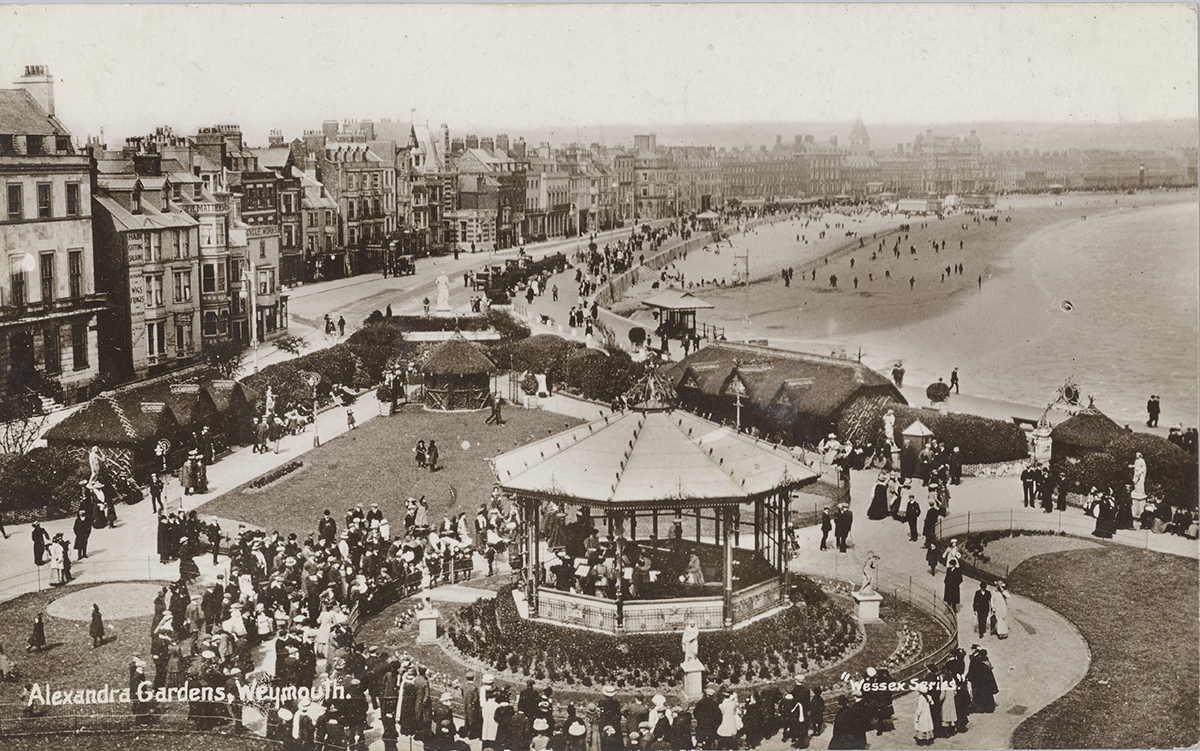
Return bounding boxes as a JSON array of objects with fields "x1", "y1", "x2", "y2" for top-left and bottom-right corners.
[
  {"x1": 1009, "y1": 546, "x2": 1199, "y2": 749},
  {"x1": 201, "y1": 405, "x2": 583, "y2": 536},
  {"x1": 0, "y1": 582, "x2": 178, "y2": 728}
]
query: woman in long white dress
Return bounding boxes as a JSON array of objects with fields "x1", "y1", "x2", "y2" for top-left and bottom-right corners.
[
  {"x1": 49, "y1": 543, "x2": 64, "y2": 586},
  {"x1": 914, "y1": 688, "x2": 936, "y2": 745},
  {"x1": 991, "y1": 582, "x2": 1010, "y2": 639}
]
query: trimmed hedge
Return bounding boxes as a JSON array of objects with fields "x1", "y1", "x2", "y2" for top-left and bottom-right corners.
[
  {"x1": 0, "y1": 446, "x2": 90, "y2": 519},
  {"x1": 1060, "y1": 432, "x2": 1198, "y2": 509},
  {"x1": 839, "y1": 399, "x2": 1029, "y2": 464}
]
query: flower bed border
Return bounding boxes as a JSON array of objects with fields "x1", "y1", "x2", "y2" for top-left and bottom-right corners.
[{"x1": 241, "y1": 460, "x2": 307, "y2": 494}]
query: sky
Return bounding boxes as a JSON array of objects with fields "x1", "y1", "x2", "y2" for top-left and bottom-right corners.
[{"x1": 1, "y1": 3, "x2": 1197, "y2": 148}]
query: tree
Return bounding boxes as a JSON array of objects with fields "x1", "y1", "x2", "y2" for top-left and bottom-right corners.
[
  {"x1": 628, "y1": 327, "x2": 646, "y2": 350},
  {"x1": 274, "y1": 334, "x2": 309, "y2": 357},
  {"x1": 926, "y1": 381, "x2": 951, "y2": 404},
  {"x1": 203, "y1": 338, "x2": 246, "y2": 379},
  {"x1": 0, "y1": 392, "x2": 47, "y2": 455}
]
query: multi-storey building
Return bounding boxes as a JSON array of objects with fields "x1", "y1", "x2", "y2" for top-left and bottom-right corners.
[
  {"x1": 254, "y1": 142, "x2": 303, "y2": 285},
  {"x1": 299, "y1": 171, "x2": 339, "y2": 279},
  {"x1": 719, "y1": 146, "x2": 808, "y2": 202},
  {"x1": 667, "y1": 146, "x2": 722, "y2": 214},
  {"x1": 630, "y1": 134, "x2": 676, "y2": 220},
  {"x1": 795, "y1": 136, "x2": 847, "y2": 197},
  {"x1": 0, "y1": 66, "x2": 105, "y2": 405},
  {"x1": 524, "y1": 145, "x2": 571, "y2": 239},
  {"x1": 911, "y1": 129, "x2": 984, "y2": 195},
  {"x1": 92, "y1": 173, "x2": 201, "y2": 381}
]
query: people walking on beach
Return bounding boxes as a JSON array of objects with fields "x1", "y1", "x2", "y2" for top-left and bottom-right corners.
[
  {"x1": 910, "y1": 276, "x2": 916, "y2": 290},
  {"x1": 1147, "y1": 395, "x2": 1161, "y2": 427},
  {"x1": 950, "y1": 368, "x2": 960, "y2": 394},
  {"x1": 892, "y1": 363, "x2": 905, "y2": 388}
]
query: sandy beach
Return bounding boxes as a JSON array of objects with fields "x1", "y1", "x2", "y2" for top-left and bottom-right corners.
[{"x1": 617, "y1": 189, "x2": 1199, "y2": 428}]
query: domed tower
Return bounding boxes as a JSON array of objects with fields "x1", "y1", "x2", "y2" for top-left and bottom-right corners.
[{"x1": 849, "y1": 116, "x2": 870, "y2": 155}]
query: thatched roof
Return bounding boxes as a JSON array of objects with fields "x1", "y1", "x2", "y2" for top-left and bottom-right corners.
[
  {"x1": 494, "y1": 408, "x2": 818, "y2": 509},
  {"x1": 44, "y1": 392, "x2": 182, "y2": 445},
  {"x1": 421, "y1": 335, "x2": 496, "y2": 375},
  {"x1": 672, "y1": 342, "x2": 905, "y2": 418},
  {"x1": 128, "y1": 381, "x2": 218, "y2": 430},
  {"x1": 199, "y1": 376, "x2": 254, "y2": 415},
  {"x1": 1051, "y1": 404, "x2": 1125, "y2": 449}
]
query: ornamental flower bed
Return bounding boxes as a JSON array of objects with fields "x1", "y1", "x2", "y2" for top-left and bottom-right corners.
[
  {"x1": 445, "y1": 581, "x2": 859, "y2": 691},
  {"x1": 243, "y1": 460, "x2": 305, "y2": 492}
]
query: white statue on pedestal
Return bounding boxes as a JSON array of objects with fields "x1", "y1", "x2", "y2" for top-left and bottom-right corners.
[
  {"x1": 1132, "y1": 452, "x2": 1147, "y2": 499},
  {"x1": 860, "y1": 552, "x2": 880, "y2": 594},
  {"x1": 883, "y1": 409, "x2": 898, "y2": 451},
  {"x1": 681, "y1": 622, "x2": 700, "y2": 664},
  {"x1": 435, "y1": 274, "x2": 451, "y2": 312}
]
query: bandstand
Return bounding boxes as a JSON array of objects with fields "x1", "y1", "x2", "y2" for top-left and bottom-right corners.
[{"x1": 492, "y1": 399, "x2": 819, "y2": 633}]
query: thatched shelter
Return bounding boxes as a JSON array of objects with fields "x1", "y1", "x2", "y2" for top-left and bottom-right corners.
[
  {"x1": 421, "y1": 335, "x2": 496, "y2": 411},
  {"x1": 44, "y1": 392, "x2": 185, "y2": 480},
  {"x1": 1051, "y1": 400, "x2": 1127, "y2": 464}
]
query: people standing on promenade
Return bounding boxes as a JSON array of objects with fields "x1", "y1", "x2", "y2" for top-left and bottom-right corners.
[
  {"x1": 991, "y1": 582, "x2": 1010, "y2": 638},
  {"x1": 820, "y1": 507, "x2": 832, "y2": 551},
  {"x1": 950, "y1": 368, "x2": 960, "y2": 394},
  {"x1": 1146, "y1": 394, "x2": 1160, "y2": 427},
  {"x1": 967, "y1": 648, "x2": 999, "y2": 713},
  {"x1": 943, "y1": 559, "x2": 963, "y2": 613},
  {"x1": 906, "y1": 494, "x2": 922, "y2": 542},
  {"x1": 32, "y1": 521, "x2": 49, "y2": 566},
  {"x1": 73, "y1": 507, "x2": 92, "y2": 560},
  {"x1": 1020, "y1": 463, "x2": 1036, "y2": 507},
  {"x1": 972, "y1": 582, "x2": 992, "y2": 638}
]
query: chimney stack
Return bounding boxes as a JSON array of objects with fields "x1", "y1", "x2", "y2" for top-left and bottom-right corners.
[{"x1": 15, "y1": 64, "x2": 54, "y2": 117}]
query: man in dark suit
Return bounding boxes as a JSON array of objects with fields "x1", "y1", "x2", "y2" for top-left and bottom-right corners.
[
  {"x1": 819, "y1": 508, "x2": 832, "y2": 551},
  {"x1": 906, "y1": 494, "x2": 923, "y2": 542},
  {"x1": 834, "y1": 504, "x2": 853, "y2": 553},
  {"x1": 973, "y1": 582, "x2": 992, "y2": 638},
  {"x1": 1147, "y1": 395, "x2": 1160, "y2": 427}
]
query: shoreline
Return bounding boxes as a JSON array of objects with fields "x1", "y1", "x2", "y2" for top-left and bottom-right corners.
[{"x1": 616, "y1": 189, "x2": 1198, "y2": 429}]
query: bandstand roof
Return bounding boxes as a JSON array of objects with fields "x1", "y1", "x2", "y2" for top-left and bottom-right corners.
[
  {"x1": 493, "y1": 407, "x2": 819, "y2": 509},
  {"x1": 643, "y1": 288, "x2": 715, "y2": 311}
]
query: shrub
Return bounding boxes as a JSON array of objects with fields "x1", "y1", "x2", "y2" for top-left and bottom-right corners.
[
  {"x1": 628, "y1": 327, "x2": 646, "y2": 348},
  {"x1": 520, "y1": 373, "x2": 539, "y2": 396},
  {"x1": 838, "y1": 400, "x2": 1028, "y2": 464},
  {"x1": 1061, "y1": 432, "x2": 1198, "y2": 509},
  {"x1": 273, "y1": 334, "x2": 309, "y2": 356},
  {"x1": 926, "y1": 381, "x2": 951, "y2": 403},
  {"x1": 0, "y1": 446, "x2": 89, "y2": 518},
  {"x1": 203, "y1": 338, "x2": 246, "y2": 379},
  {"x1": 578, "y1": 349, "x2": 645, "y2": 403},
  {"x1": 487, "y1": 309, "x2": 530, "y2": 341},
  {"x1": 376, "y1": 382, "x2": 393, "y2": 403},
  {"x1": 345, "y1": 321, "x2": 410, "y2": 383}
]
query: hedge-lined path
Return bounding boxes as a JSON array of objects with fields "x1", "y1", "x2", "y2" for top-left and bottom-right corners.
[
  {"x1": 789, "y1": 467, "x2": 1091, "y2": 749},
  {"x1": 789, "y1": 462, "x2": 1195, "y2": 749},
  {"x1": 0, "y1": 389, "x2": 381, "y2": 606}
]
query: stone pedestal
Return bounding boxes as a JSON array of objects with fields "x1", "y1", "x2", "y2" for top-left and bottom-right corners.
[
  {"x1": 1031, "y1": 426, "x2": 1053, "y2": 465},
  {"x1": 417, "y1": 610, "x2": 440, "y2": 644},
  {"x1": 681, "y1": 659, "x2": 706, "y2": 701},
  {"x1": 852, "y1": 590, "x2": 883, "y2": 623}
]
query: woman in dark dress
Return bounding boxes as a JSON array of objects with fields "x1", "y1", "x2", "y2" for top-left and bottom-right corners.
[
  {"x1": 26, "y1": 612, "x2": 46, "y2": 652},
  {"x1": 1092, "y1": 492, "x2": 1115, "y2": 538},
  {"x1": 943, "y1": 559, "x2": 963, "y2": 613},
  {"x1": 867, "y1": 473, "x2": 891, "y2": 520},
  {"x1": 90, "y1": 604, "x2": 105, "y2": 648},
  {"x1": 967, "y1": 650, "x2": 999, "y2": 713}
]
